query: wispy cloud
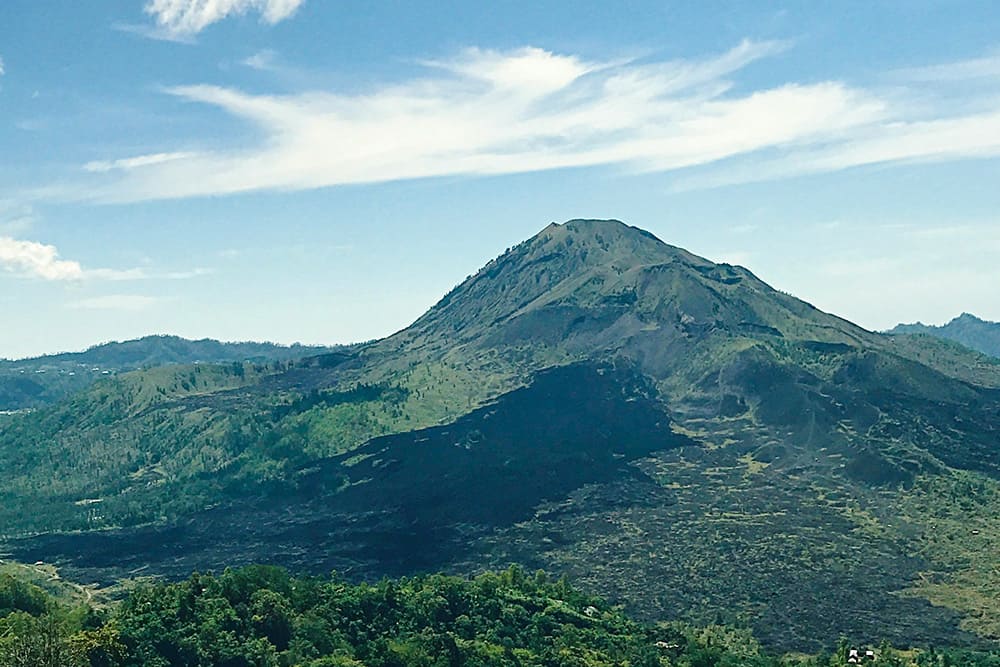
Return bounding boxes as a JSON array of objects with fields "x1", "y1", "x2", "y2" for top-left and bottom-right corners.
[
  {"x1": 0, "y1": 202, "x2": 35, "y2": 235},
  {"x1": 75, "y1": 41, "x2": 882, "y2": 201},
  {"x1": 144, "y1": 0, "x2": 305, "y2": 38},
  {"x1": 674, "y1": 107, "x2": 1000, "y2": 190},
  {"x1": 0, "y1": 56, "x2": 5, "y2": 76},
  {"x1": 83, "y1": 152, "x2": 197, "y2": 173},
  {"x1": 68, "y1": 295, "x2": 162, "y2": 311},
  {"x1": 896, "y1": 51, "x2": 1000, "y2": 82},
  {"x1": 60, "y1": 42, "x2": 1000, "y2": 201},
  {"x1": 241, "y1": 49, "x2": 278, "y2": 71},
  {"x1": 161, "y1": 267, "x2": 215, "y2": 280},
  {"x1": 113, "y1": 21, "x2": 197, "y2": 44}
]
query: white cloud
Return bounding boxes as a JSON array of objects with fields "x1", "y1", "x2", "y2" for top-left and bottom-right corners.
[
  {"x1": 144, "y1": 0, "x2": 305, "y2": 37},
  {"x1": 0, "y1": 236, "x2": 192, "y2": 282},
  {"x1": 68, "y1": 295, "x2": 161, "y2": 311},
  {"x1": 0, "y1": 56, "x2": 5, "y2": 76},
  {"x1": 0, "y1": 237, "x2": 85, "y2": 280},
  {"x1": 79, "y1": 41, "x2": 889, "y2": 202},
  {"x1": 65, "y1": 42, "x2": 1000, "y2": 202},
  {"x1": 0, "y1": 204, "x2": 146, "y2": 280},
  {"x1": 420, "y1": 46, "x2": 601, "y2": 93}
]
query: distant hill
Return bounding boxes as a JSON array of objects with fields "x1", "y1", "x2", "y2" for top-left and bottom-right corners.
[
  {"x1": 889, "y1": 313, "x2": 1000, "y2": 358},
  {"x1": 4, "y1": 220, "x2": 1000, "y2": 652},
  {"x1": 0, "y1": 335, "x2": 338, "y2": 410}
]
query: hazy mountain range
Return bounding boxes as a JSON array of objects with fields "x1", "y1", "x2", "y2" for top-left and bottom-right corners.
[
  {"x1": 2, "y1": 220, "x2": 999, "y2": 652},
  {"x1": 889, "y1": 313, "x2": 1000, "y2": 359},
  {"x1": 0, "y1": 336, "x2": 337, "y2": 411}
]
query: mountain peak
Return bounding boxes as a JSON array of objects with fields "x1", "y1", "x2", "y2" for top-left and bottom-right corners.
[
  {"x1": 547, "y1": 218, "x2": 632, "y2": 235},
  {"x1": 953, "y1": 312, "x2": 987, "y2": 324},
  {"x1": 519, "y1": 218, "x2": 711, "y2": 273},
  {"x1": 404, "y1": 220, "x2": 706, "y2": 339},
  {"x1": 536, "y1": 218, "x2": 671, "y2": 248},
  {"x1": 391, "y1": 219, "x2": 876, "y2": 367}
]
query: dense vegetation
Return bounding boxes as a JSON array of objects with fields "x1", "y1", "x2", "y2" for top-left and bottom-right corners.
[
  {"x1": 3, "y1": 565, "x2": 999, "y2": 667},
  {"x1": 0, "y1": 359, "x2": 430, "y2": 536}
]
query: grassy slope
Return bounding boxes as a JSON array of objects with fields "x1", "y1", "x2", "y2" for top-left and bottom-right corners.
[{"x1": 893, "y1": 473, "x2": 1000, "y2": 639}]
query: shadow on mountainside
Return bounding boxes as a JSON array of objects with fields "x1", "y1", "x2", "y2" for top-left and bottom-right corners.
[{"x1": 8, "y1": 362, "x2": 689, "y2": 578}]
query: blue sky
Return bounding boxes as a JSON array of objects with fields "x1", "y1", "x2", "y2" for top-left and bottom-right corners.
[{"x1": 2, "y1": 1, "x2": 1000, "y2": 359}]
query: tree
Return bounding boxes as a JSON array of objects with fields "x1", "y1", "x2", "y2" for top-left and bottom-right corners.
[{"x1": 0, "y1": 614, "x2": 83, "y2": 667}]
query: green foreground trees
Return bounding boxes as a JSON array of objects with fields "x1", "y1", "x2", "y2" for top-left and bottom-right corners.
[{"x1": 1, "y1": 566, "x2": 998, "y2": 667}]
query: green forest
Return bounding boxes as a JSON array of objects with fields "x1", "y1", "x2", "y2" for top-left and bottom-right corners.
[{"x1": 1, "y1": 565, "x2": 998, "y2": 667}]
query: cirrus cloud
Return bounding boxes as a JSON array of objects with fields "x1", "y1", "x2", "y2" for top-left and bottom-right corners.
[
  {"x1": 77, "y1": 41, "x2": 880, "y2": 202},
  {"x1": 65, "y1": 42, "x2": 1000, "y2": 202},
  {"x1": 83, "y1": 152, "x2": 197, "y2": 174}
]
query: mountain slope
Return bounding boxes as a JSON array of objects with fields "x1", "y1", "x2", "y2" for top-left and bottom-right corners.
[
  {"x1": 4, "y1": 220, "x2": 1000, "y2": 651},
  {"x1": 890, "y1": 313, "x2": 1000, "y2": 358},
  {"x1": 0, "y1": 335, "x2": 337, "y2": 411}
]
